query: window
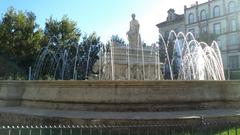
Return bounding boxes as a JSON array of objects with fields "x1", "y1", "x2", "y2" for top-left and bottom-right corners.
[
  {"x1": 230, "y1": 19, "x2": 237, "y2": 32},
  {"x1": 188, "y1": 13, "x2": 194, "y2": 24},
  {"x1": 228, "y1": 1, "x2": 236, "y2": 13},
  {"x1": 230, "y1": 33, "x2": 238, "y2": 45},
  {"x1": 213, "y1": 6, "x2": 220, "y2": 17},
  {"x1": 229, "y1": 55, "x2": 239, "y2": 69},
  {"x1": 200, "y1": 10, "x2": 207, "y2": 20},
  {"x1": 213, "y1": 23, "x2": 221, "y2": 35}
]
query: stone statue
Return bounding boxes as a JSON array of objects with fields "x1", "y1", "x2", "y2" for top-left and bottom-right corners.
[{"x1": 127, "y1": 13, "x2": 141, "y2": 48}]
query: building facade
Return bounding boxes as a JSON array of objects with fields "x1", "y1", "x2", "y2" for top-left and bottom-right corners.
[
  {"x1": 157, "y1": 0, "x2": 240, "y2": 79},
  {"x1": 185, "y1": 0, "x2": 240, "y2": 77},
  {"x1": 156, "y1": 9, "x2": 185, "y2": 39}
]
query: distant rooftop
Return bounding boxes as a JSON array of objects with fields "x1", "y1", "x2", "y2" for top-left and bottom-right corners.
[
  {"x1": 156, "y1": 9, "x2": 184, "y2": 28},
  {"x1": 184, "y1": 0, "x2": 215, "y2": 9}
]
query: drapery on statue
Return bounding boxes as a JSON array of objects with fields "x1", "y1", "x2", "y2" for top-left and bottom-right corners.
[{"x1": 127, "y1": 13, "x2": 141, "y2": 48}]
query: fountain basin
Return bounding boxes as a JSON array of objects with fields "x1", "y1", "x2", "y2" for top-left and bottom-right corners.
[{"x1": 0, "y1": 80, "x2": 239, "y2": 111}]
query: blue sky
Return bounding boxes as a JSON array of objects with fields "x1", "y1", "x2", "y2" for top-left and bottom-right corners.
[{"x1": 0, "y1": 0, "x2": 207, "y2": 44}]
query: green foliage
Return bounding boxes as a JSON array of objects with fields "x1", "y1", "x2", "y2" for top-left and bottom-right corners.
[
  {"x1": 43, "y1": 16, "x2": 81, "y2": 46},
  {"x1": 198, "y1": 32, "x2": 218, "y2": 45},
  {"x1": 0, "y1": 7, "x2": 43, "y2": 79},
  {"x1": 158, "y1": 36, "x2": 174, "y2": 63},
  {"x1": 111, "y1": 35, "x2": 126, "y2": 45},
  {"x1": 78, "y1": 32, "x2": 102, "y2": 79},
  {"x1": 39, "y1": 16, "x2": 82, "y2": 80},
  {"x1": 33, "y1": 32, "x2": 102, "y2": 80},
  {"x1": 0, "y1": 8, "x2": 102, "y2": 80},
  {"x1": 0, "y1": 56, "x2": 25, "y2": 80}
]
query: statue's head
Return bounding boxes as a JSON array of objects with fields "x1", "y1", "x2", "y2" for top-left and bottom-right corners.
[{"x1": 131, "y1": 13, "x2": 136, "y2": 20}]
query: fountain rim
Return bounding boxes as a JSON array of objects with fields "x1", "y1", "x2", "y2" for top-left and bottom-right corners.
[{"x1": 0, "y1": 80, "x2": 239, "y2": 86}]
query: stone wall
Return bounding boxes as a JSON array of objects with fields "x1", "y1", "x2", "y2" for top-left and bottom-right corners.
[
  {"x1": 96, "y1": 43, "x2": 163, "y2": 80},
  {"x1": 0, "y1": 80, "x2": 240, "y2": 111}
]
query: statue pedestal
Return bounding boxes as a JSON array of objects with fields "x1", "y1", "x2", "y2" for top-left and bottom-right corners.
[{"x1": 96, "y1": 42, "x2": 163, "y2": 80}]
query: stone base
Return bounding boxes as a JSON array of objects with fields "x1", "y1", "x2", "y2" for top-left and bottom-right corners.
[
  {"x1": 10, "y1": 100, "x2": 240, "y2": 112},
  {"x1": 0, "y1": 80, "x2": 240, "y2": 125},
  {"x1": 96, "y1": 43, "x2": 163, "y2": 80},
  {"x1": 0, "y1": 107, "x2": 240, "y2": 126},
  {"x1": 0, "y1": 81, "x2": 240, "y2": 112},
  {"x1": 101, "y1": 64, "x2": 162, "y2": 80}
]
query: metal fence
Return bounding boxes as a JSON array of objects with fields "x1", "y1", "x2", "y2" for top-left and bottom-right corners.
[
  {"x1": 0, "y1": 124, "x2": 240, "y2": 135},
  {"x1": 0, "y1": 122, "x2": 240, "y2": 135}
]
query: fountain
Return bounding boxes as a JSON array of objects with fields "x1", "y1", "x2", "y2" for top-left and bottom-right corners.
[
  {"x1": 31, "y1": 14, "x2": 225, "y2": 81},
  {"x1": 0, "y1": 14, "x2": 239, "y2": 126},
  {"x1": 97, "y1": 30, "x2": 225, "y2": 81},
  {"x1": 31, "y1": 36, "x2": 101, "y2": 80},
  {"x1": 162, "y1": 31, "x2": 225, "y2": 80}
]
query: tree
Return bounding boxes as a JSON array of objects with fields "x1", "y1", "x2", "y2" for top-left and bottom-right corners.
[
  {"x1": 198, "y1": 32, "x2": 218, "y2": 45},
  {"x1": 111, "y1": 35, "x2": 126, "y2": 45},
  {"x1": 33, "y1": 16, "x2": 82, "y2": 80},
  {"x1": 158, "y1": 36, "x2": 175, "y2": 80},
  {"x1": 158, "y1": 36, "x2": 174, "y2": 63},
  {"x1": 43, "y1": 16, "x2": 101, "y2": 80},
  {"x1": 31, "y1": 15, "x2": 102, "y2": 80},
  {"x1": 78, "y1": 32, "x2": 102, "y2": 79},
  {"x1": 43, "y1": 16, "x2": 81, "y2": 47},
  {"x1": 0, "y1": 7, "x2": 43, "y2": 79}
]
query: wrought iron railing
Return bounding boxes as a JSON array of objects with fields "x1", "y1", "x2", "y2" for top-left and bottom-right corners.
[{"x1": 0, "y1": 118, "x2": 240, "y2": 135}]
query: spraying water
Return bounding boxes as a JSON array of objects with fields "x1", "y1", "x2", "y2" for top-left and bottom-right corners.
[{"x1": 32, "y1": 30, "x2": 225, "y2": 81}]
